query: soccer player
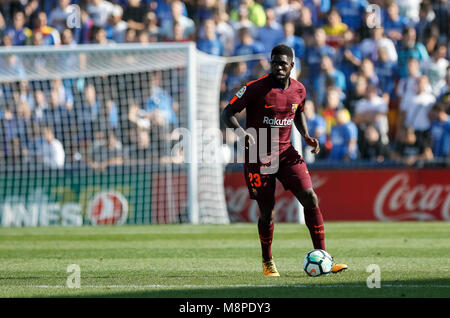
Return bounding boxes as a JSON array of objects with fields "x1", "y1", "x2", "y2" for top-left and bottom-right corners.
[{"x1": 221, "y1": 44, "x2": 347, "y2": 277}]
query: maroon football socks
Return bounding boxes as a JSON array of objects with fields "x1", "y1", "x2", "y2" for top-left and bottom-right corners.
[
  {"x1": 258, "y1": 218, "x2": 274, "y2": 260},
  {"x1": 304, "y1": 206, "x2": 326, "y2": 251}
]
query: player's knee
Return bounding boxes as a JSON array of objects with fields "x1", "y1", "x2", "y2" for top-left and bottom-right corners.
[{"x1": 298, "y1": 189, "x2": 318, "y2": 209}]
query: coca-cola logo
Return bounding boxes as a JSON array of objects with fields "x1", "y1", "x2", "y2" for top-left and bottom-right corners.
[{"x1": 374, "y1": 173, "x2": 450, "y2": 221}]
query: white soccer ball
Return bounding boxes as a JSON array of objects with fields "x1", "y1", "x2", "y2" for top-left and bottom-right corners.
[{"x1": 303, "y1": 249, "x2": 333, "y2": 277}]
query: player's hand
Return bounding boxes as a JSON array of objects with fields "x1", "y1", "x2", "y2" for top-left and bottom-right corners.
[
  {"x1": 304, "y1": 136, "x2": 320, "y2": 154},
  {"x1": 236, "y1": 128, "x2": 256, "y2": 149}
]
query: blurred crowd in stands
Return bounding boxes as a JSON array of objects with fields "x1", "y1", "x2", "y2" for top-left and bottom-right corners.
[{"x1": 0, "y1": 0, "x2": 449, "y2": 169}]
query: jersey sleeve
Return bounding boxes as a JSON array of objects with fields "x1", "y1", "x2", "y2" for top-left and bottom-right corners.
[{"x1": 228, "y1": 84, "x2": 251, "y2": 113}]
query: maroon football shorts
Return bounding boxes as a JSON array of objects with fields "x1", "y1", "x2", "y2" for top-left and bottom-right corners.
[{"x1": 243, "y1": 145, "x2": 313, "y2": 201}]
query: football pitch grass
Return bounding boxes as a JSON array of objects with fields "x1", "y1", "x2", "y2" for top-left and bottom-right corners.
[{"x1": 0, "y1": 222, "x2": 449, "y2": 298}]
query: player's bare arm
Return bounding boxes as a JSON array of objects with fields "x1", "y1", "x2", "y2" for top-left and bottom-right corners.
[
  {"x1": 294, "y1": 108, "x2": 320, "y2": 154},
  {"x1": 221, "y1": 105, "x2": 256, "y2": 146}
]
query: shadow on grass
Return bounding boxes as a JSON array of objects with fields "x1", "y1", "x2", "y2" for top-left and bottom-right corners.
[{"x1": 48, "y1": 278, "x2": 450, "y2": 298}]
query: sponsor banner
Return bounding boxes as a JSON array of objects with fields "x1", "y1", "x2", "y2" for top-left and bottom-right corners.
[
  {"x1": 0, "y1": 167, "x2": 187, "y2": 227},
  {"x1": 224, "y1": 169, "x2": 450, "y2": 222}
]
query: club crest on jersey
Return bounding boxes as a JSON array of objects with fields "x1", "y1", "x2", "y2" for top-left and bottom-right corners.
[
  {"x1": 236, "y1": 86, "x2": 246, "y2": 98},
  {"x1": 291, "y1": 104, "x2": 299, "y2": 112}
]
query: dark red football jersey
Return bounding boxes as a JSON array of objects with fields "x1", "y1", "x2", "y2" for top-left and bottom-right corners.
[{"x1": 229, "y1": 74, "x2": 306, "y2": 155}]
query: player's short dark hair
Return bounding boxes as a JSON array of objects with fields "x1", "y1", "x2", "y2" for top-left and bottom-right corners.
[{"x1": 271, "y1": 44, "x2": 294, "y2": 60}]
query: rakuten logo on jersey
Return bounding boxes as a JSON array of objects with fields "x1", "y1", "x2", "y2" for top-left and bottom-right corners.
[{"x1": 263, "y1": 116, "x2": 293, "y2": 127}]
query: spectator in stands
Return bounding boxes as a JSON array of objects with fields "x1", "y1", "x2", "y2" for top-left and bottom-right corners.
[
  {"x1": 293, "y1": 6, "x2": 315, "y2": 46},
  {"x1": 167, "y1": 21, "x2": 189, "y2": 42},
  {"x1": 433, "y1": 0, "x2": 449, "y2": 44},
  {"x1": 14, "y1": 101, "x2": 36, "y2": 148},
  {"x1": 36, "y1": 125, "x2": 65, "y2": 169},
  {"x1": 392, "y1": 127, "x2": 433, "y2": 166},
  {"x1": 438, "y1": 70, "x2": 450, "y2": 103},
  {"x1": 32, "y1": 90, "x2": 48, "y2": 121},
  {"x1": 415, "y1": 1, "x2": 439, "y2": 44},
  {"x1": 353, "y1": 84, "x2": 389, "y2": 145},
  {"x1": 230, "y1": 0, "x2": 266, "y2": 28},
  {"x1": 51, "y1": 79, "x2": 74, "y2": 111},
  {"x1": 94, "y1": 99, "x2": 119, "y2": 132},
  {"x1": 302, "y1": 0, "x2": 331, "y2": 25},
  {"x1": 137, "y1": 29, "x2": 152, "y2": 43},
  {"x1": 281, "y1": 20, "x2": 305, "y2": 70},
  {"x1": 303, "y1": 99, "x2": 326, "y2": 162},
  {"x1": 344, "y1": 73, "x2": 368, "y2": 116},
  {"x1": 195, "y1": 0, "x2": 218, "y2": 22},
  {"x1": 336, "y1": 29, "x2": 362, "y2": 89},
  {"x1": 80, "y1": 84, "x2": 100, "y2": 122},
  {"x1": 313, "y1": 55, "x2": 346, "y2": 106},
  {"x1": 404, "y1": 75, "x2": 436, "y2": 141},
  {"x1": 197, "y1": 19, "x2": 224, "y2": 56},
  {"x1": 230, "y1": 3, "x2": 257, "y2": 39},
  {"x1": 128, "y1": 100, "x2": 151, "y2": 130},
  {"x1": 334, "y1": 0, "x2": 367, "y2": 31},
  {"x1": 358, "y1": 124, "x2": 390, "y2": 162},
  {"x1": 213, "y1": 10, "x2": 235, "y2": 56},
  {"x1": 397, "y1": 27, "x2": 429, "y2": 78},
  {"x1": 397, "y1": 58, "x2": 428, "y2": 127},
  {"x1": 233, "y1": 27, "x2": 265, "y2": 71},
  {"x1": 329, "y1": 108, "x2": 358, "y2": 161},
  {"x1": 3, "y1": 137, "x2": 29, "y2": 165},
  {"x1": 360, "y1": 26, "x2": 398, "y2": 63},
  {"x1": 125, "y1": 129, "x2": 155, "y2": 164},
  {"x1": 43, "y1": 89, "x2": 66, "y2": 139},
  {"x1": 145, "y1": 77, "x2": 178, "y2": 126},
  {"x1": 304, "y1": 28, "x2": 336, "y2": 89},
  {"x1": 124, "y1": 27, "x2": 137, "y2": 43},
  {"x1": 61, "y1": 28, "x2": 77, "y2": 46},
  {"x1": 92, "y1": 26, "x2": 114, "y2": 44},
  {"x1": 120, "y1": 100, "x2": 147, "y2": 147},
  {"x1": 143, "y1": 11, "x2": 159, "y2": 42},
  {"x1": 320, "y1": 87, "x2": 342, "y2": 135},
  {"x1": 421, "y1": 44, "x2": 449, "y2": 97},
  {"x1": 257, "y1": 8, "x2": 284, "y2": 54},
  {"x1": 86, "y1": 130, "x2": 124, "y2": 171},
  {"x1": 87, "y1": 0, "x2": 115, "y2": 28},
  {"x1": 32, "y1": 11, "x2": 61, "y2": 45},
  {"x1": 159, "y1": 0, "x2": 195, "y2": 41},
  {"x1": 383, "y1": 1, "x2": 410, "y2": 43},
  {"x1": 78, "y1": 8, "x2": 95, "y2": 44},
  {"x1": 396, "y1": 0, "x2": 421, "y2": 23},
  {"x1": 374, "y1": 46, "x2": 397, "y2": 100},
  {"x1": 106, "y1": 5, "x2": 128, "y2": 43},
  {"x1": 3, "y1": 10, "x2": 32, "y2": 45},
  {"x1": 152, "y1": 0, "x2": 187, "y2": 23},
  {"x1": 16, "y1": 80, "x2": 35, "y2": 110},
  {"x1": 429, "y1": 103, "x2": 450, "y2": 159},
  {"x1": 356, "y1": 58, "x2": 380, "y2": 90},
  {"x1": 123, "y1": 0, "x2": 147, "y2": 31},
  {"x1": 272, "y1": 0, "x2": 292, "y2": 23},
  {"x1": 48, "y1": 0, "x2": 73, "y2": 33},
  {"x1": 224, "y1": 62, "x2": 250, "y2": 101},
  {"x1": 322, "y1": 8, "x2": 348, "y2": 49},
  {"x1": 281, "y1": 0, "x2": 302, "y2": 23}
]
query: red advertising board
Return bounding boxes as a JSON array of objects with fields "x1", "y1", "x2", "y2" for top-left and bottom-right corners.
[{"x1": 224, "y1": 169, "x2": 450, "y2": 222}]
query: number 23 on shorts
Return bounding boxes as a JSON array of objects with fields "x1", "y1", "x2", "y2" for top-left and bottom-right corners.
[{"x1": 248, "y1": 172, "x2": 261, "y2": 187}]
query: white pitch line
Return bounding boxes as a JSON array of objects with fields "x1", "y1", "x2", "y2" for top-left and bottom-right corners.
[{"x1": 28, "y1": 284, "x2": 450, "y2": 289}]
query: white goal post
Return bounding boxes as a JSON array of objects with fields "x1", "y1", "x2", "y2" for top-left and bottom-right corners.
[{"x1": 0, "y1": 43, "x2": 229, "y2": 226}]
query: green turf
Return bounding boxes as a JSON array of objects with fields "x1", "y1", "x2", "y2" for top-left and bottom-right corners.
[{"x1": 0, "y1": 222, "x2": 449, "y2": 298}]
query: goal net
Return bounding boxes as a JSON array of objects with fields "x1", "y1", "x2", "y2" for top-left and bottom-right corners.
[{"x1": 0, "y1": 43, "x2": 229, "y2": 226}]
